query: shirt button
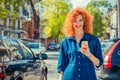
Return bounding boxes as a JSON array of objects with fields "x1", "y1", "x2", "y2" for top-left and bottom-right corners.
[
  {"x1": 78, "y1": 75, "x2": 80, "y2": 77},
  {"x1": 78, "y1": 62, "x2": 80, "y2": 64},
  {"x1": 78, "y1": 69, "x2": 80, "y2": 71},
  {"x1": 78, "y1": 56, "x2": 80, "y2": 58}
]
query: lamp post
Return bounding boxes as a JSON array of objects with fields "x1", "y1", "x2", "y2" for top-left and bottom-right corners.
[{"x1": 117, "y1": 0, "x2": 120, "y2": 38}]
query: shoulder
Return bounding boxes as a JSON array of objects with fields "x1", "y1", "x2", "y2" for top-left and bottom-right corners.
[
  {"x1": 61, "y1": 36, "x2": 70, "y2": 43},
  {"x1": 60, "y1": 36, "x2": 73, "y2": 45},
  {"x1": 85, "y1": 33, "x2": 99, "y2": 41}
]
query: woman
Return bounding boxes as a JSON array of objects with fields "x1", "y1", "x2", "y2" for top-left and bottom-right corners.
[{"x1": 57, "y1": 7, "x2": 103, "y2": 80}]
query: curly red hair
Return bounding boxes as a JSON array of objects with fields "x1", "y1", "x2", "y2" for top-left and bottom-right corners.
[{"x1": 62, "y1": 7, "x2": 94, "y2": 36}]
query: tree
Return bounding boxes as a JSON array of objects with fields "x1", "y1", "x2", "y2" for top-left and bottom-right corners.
[
  {"x1": 0, "y1": 0, "x2": 28, "y2": 38},
  {"x1": 29, "y1": 0, "x2": 41, "y2": 39},
  {"x1": 85, "y1": 0, "x2": 112, "y2": 37},
  {"x1": 0, "y1": 0, "x2": 25, "y2": 28},
  {"x1": 41, "y1": 0, "x2": 72, "y2": 42},
  {"x1": 0, "y1": 0, "x2": 23, "y2": 19},
  {"x1": 0, "y1": 0, "x2": 42, "y2": 39}
]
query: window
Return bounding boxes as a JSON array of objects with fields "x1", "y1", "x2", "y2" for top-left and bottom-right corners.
[{"x1": 16, "y1": 40, "x2": 34, "y2": 59}]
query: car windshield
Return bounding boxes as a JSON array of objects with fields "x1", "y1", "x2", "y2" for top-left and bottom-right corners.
[
  {"x1": 49, "y1": 43, "x2": 56, "y2": 46},
  {"x1": 0, "y1": 39, "x2": 24, "y2": 62},
  {"x1": 27, "y1": 43, "x2": 40, "y2": 49},
  {"x1": 15, "y1": 46, "x2": 25, "y2": 59},
  {"x1": 17, "y1": 41, "x2": 34, "y2": 59},
  {"x1": 101, "y1": 41, "x2": 114, "y2": 55}
]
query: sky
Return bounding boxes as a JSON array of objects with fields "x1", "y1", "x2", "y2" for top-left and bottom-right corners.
[
  {"x1": 70, "y1": 0, "x2": 117, "y2": 8},
  {"x1": 71, "y1": 0, "x2": 90, "y2": 8}
]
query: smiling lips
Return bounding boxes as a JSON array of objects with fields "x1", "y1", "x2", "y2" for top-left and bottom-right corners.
[{"x1": 75, "y1": 25, "x2": 81, "y2": 28}]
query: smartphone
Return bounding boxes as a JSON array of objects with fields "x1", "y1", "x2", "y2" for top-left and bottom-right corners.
[{"x1": 81, "y1": 41, "x2": 88, "y2": 49}]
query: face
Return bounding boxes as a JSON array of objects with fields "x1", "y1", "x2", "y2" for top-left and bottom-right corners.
[{"x1": 73, "y1": 14, "x2": 84, "y2": 31}]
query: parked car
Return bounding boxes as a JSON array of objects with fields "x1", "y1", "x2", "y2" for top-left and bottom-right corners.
[
  {"x1": 0, "y1": 38, "x2": 48, "y2": 80},
  {"x1": 47, "y1": 42, "x2": 59, "y2": 51},
  {"x1": 27, "y1": 42, "x2": 46, "y2": 54},
  {"x1": 98, "y1": 38, "x2": 120, "y2": 80},
  {"x1": 101, "y1": 40, "x2": 113, "y2": 55},
  {"x1": 0, "y1": 62, "x2": 6, "y2": 80}
]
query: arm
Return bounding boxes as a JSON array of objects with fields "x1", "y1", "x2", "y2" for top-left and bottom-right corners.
[
  {"x1": 86, "y1": 52, "x2": 100, "y2": 66},
  {"x1": 80, "y1": 47, "x2": 100, "y2": 66},
  {"x1": 57, "y1": 39, "x2": 69, "y2": 79},
  {"x1": 80, "y1": 38, "x2": 103, "y2": 67},
  {"x1": 59, "y1": 71, "x2": 63, "y2": 80}
]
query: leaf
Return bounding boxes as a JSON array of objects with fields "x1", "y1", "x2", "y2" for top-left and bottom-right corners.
[
  {"x1": 85, "y1": 0, "x2": 112, "y2": 37},
  {"x1": 41, "y1": 0, "x2": 71, "y2": 40}
]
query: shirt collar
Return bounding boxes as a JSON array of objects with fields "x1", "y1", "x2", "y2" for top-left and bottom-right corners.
[{"x1": 68, "y1": 33, "x2": 91, "y2": 41}]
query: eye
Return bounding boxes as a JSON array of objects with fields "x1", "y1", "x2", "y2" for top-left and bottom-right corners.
[{"x1": 74, "y1": 18, "x2": 83, "y2": 23}]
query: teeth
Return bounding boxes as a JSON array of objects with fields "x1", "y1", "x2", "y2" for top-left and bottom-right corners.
[{"x1": 76, "y1": 26, "x2": 80, "y2": 28}]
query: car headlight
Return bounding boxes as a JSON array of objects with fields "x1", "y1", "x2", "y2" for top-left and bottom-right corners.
[
  {"x1": 14, "y1": 71, "x2": 20, "y2": 77},
  {"x1": 26, "y1": 67, "x2": 33, "y2": 71}
]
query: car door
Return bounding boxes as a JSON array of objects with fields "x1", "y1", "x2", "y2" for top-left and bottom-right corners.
[
  {"x1": 107, "y1": 40, "x2": 120, "y2": 77},
  {"x1": 111, "y1": 41, "x2": 120, "y2": 69},
  {"x1": 16, "y1": 40, "x2": 45, "y2": 80}
]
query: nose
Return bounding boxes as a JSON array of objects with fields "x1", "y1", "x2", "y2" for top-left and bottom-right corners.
[{"x1": 76, "y1": 21, "x2": 81, "y2": 25}]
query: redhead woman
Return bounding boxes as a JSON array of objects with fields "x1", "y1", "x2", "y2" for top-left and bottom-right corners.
[{"x1": 57, "y1": 7, "x2": 103, "y2": 80}]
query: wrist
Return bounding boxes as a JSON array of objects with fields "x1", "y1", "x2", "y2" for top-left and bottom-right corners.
[
  {"x1": 59, "y1": 72, "x2": 63, "y2": 80},
  {"x1": 60, "y1": 71, "x2": 63, "y2": 75},
  {"x1": 87, "y1": 53, "x2": 92, "y2": 58}
]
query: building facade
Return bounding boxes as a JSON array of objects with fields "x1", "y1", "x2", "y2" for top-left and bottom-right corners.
[{"x1": 109, "y1": 5, "x2": 118, "y2": 39}]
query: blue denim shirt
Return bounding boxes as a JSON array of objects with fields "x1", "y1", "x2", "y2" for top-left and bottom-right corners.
[{"x1": 57, "y1": 33, "x2": 103, "y2": 80}]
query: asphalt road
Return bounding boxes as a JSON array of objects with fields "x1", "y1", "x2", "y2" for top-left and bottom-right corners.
[{"x1": 45, "y1": 51, "x2": 60, "y2": 80}]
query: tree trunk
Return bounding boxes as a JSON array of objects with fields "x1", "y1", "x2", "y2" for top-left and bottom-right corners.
[{"x1": 29, "y1": 0, "x2": 40, "y2": 39}]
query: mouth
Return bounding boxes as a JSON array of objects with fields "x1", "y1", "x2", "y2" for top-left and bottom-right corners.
[{"x1": 75, "y1": 25, "x2": 81, "y2": 28}]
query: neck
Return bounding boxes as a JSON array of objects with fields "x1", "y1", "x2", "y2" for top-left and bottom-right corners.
[
  {"x1": 75, "y1": 30, "x2": 84, "y2": 37},
  {"x1": 75, "y1": 31, "x2": 84, "y2": 43}
]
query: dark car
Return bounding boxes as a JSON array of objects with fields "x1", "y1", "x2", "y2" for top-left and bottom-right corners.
[
  {"x1": 98, "y1": 38, "x2": 120, "y2": 80},
  {"x1": 47, "y1": 42, "x2": 59, "y2": 51},
  {"x1": 0, "y1": 38, "x2": 48, "y2": 80}
]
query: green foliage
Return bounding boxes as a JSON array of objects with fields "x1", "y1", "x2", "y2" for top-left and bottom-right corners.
[
  {"x1": 85, "y1": 0, "x2": 112, "y2": 37},
  {"x1": 41, "y1": 0, "x2": 72, "y2": 41},
  {"x1": 0, "y1": 0, "x2": 27, "y2": 19}
]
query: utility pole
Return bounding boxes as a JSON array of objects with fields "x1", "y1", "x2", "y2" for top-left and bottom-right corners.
[{"x1": 117, "y1": 0, "x2": 120, "y2": 38}]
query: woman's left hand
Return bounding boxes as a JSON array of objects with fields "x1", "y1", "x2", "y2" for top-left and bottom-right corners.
[{"x1": 80, "y1": 46, "x2": 100, "y2": 66}]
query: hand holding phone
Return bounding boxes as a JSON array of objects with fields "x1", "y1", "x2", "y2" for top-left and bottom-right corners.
[{"x1": 81, "y1": 41, "x2": 88, "y2": 50}]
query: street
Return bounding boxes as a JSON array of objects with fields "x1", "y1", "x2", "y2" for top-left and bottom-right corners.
[{"x1": 45, "y1": 51, "x2": 59, "y2": 80}]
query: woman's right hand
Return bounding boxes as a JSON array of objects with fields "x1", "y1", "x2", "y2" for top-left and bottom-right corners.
[{"x1": 59, "y1": 71, "x2": 63, "y2": 80}]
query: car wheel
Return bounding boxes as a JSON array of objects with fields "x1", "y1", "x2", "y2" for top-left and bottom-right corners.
[{"x1": 17, "y1": 77, "x2": 23, "y2": 80}]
